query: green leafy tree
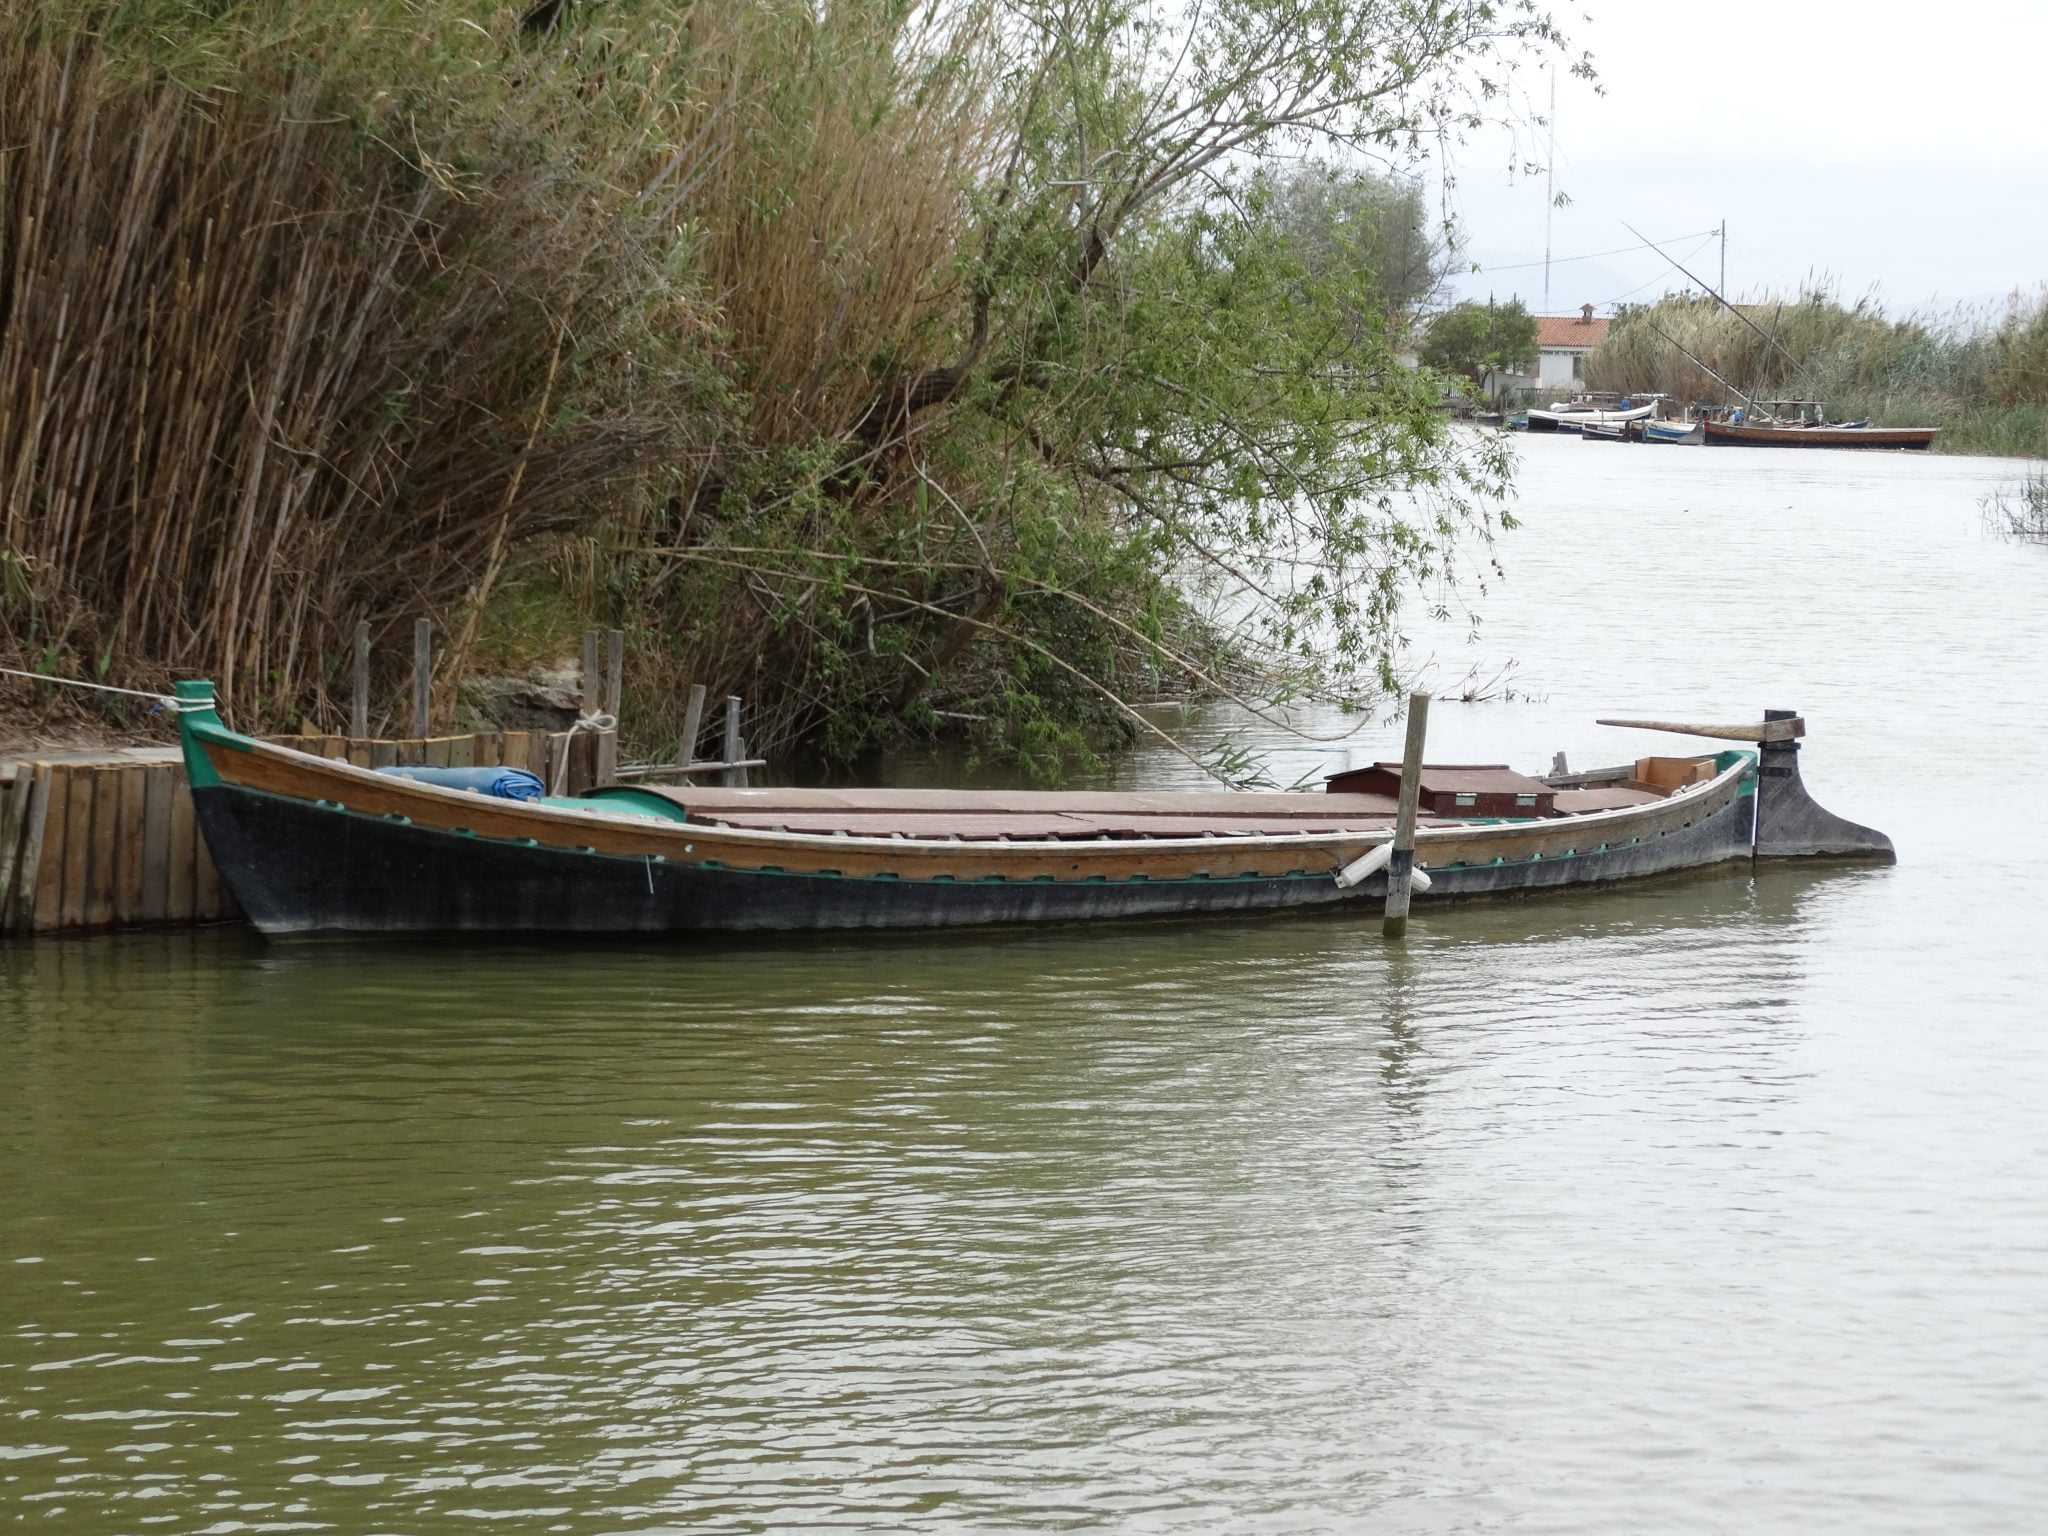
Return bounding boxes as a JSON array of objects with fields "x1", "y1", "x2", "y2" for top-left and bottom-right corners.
[
  {"x1": 1263, "y1": 162, "x2": 1448, "y2": 324},
  {"x1": 1420, "y1": 300, "x2": 1539, "y2": 385},
  {"x1": 666, "y1": 0, "x2": 1579, "y2": 768}
]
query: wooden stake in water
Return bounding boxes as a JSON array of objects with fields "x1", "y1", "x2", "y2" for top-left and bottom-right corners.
[
  {"x1": 676, "y1": 683, "x2": 707, "y2": 769},
  {"x1": 581, "y1": 630, "x2": 601, "y2": 717},
  {"x1": 351, "y1": 620, "x2": 370, "y2": 740},
  {"x1": 411, "y1": 618, "x2": 431, "y2": 738},
  {"x1": 603, "y1": 629, "x2": 625, "y2": 717},
  {"x1": 722, "y1": 695, "x2": 745, "y2": 788},
  {"x1": 1382, "y1": 691, "x2": 1431, "y2": 940}
]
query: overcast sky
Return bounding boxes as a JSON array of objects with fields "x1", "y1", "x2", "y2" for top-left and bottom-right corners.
[{"x1": 1434, "y1": 0, "x2": 2048, "y2": 323}]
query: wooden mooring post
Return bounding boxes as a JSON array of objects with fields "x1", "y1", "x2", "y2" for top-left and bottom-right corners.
[
  {"x1": 677, "y1": 683, "x2": 707, "y2": 769},
  {"x1": 1382, "y1": 691, "x2": 1430, "y2": 940},
  {"x1": 722, "y1": 696, "x2": 747, "y2": 788},
  {"x1": 411, "y1": 618, "x2": 432, "y2": 738},
  {"x1": 351, "y1": 621, "x2": 371, "y2": 739}
]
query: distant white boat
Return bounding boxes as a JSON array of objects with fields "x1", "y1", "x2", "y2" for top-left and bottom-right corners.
[{"x1": 1526, "y1": 402, "x2": 1658, "y2": 433}]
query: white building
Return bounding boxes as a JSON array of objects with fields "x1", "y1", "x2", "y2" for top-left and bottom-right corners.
[{"x1": 1486, "y1": 304, "x2": 1611, "y2": 401}]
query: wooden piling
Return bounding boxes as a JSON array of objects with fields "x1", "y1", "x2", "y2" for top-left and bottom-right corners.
[
  {"x1": 597, "y1": 629, "x2": 624, "y2": 787},
  {"x1": 1382, "y1": 692, "x2": 1430, "y2": 940},
  {"x1": 113, "y1": 766, "x2": 146, "y2": 925},
  {"x1": 139, "y1": 765, "x2": 174, "y2": 927},
  {"x1": 722, "y1": 696, "x2": 745, "y2": 788},
  {"x1": 58, "y1": 769, "x2": 93, "y2": 931},
  {"x1": 678, "y1": 683, "x2": 707, "y2": 769},
  {"x1": 603, "y1": 629, "x2": 624, "y2": 716},
  {"x1": 23, "y1": 766, "x2": 57, "y2": 936},
  {"x1": 352, "y1": 620, "x2": 371, "y2": 739},
  {"x1": 582, "y1": 630, "x2": 601, "y2": 717},
  {"x1": 166, "y1": 773, "x2": 196, "y2": 926},
  {"x1": 412, "y1": 618, "x2": 432, "y2": 738},
  {"x1": 0, "y1": 768, "x2": 36, "y2": 933}
]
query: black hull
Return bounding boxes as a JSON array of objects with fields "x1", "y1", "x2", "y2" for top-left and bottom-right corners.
[{"x1": 193, "y1": 783, "x2": 1762, "y2": 937}]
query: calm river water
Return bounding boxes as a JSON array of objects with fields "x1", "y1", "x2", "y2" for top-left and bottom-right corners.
[{"x1": 4, "y1": 436, "x2": 2046, "y2": 1532}]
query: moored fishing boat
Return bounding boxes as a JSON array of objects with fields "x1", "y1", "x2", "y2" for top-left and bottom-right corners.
[
  {"x1": 1526, "y1": 401, "x2": 1658, "y2": 434},
  {"x1": 1704, "y1": 399, "x2": 1936, "y2": 449},
  {"x1": 1645, "y1": 419, "x2": 1705, "y2": 445},
  {"x1": 171, "y1": 683, "x2": 1893, "y2": 937},
  {"x1": 1703, "y1": 420, "x2": 1937, "y2": 449}
]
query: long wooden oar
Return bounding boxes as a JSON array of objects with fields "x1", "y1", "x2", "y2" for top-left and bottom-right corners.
[{"x1": 1598, "y1": 716, "x2": 1804, "y2": 743}]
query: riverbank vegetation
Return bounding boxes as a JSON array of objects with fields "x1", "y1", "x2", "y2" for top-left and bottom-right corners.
[
  {"x1": 1585, "y1": 290, "x2": 2048, "y2": 458},
  {"x1": 0, "y1": 0, "x2": 1571, "y2": 774},
  {"x1": 1982, "y1": 475, "x2": 2048, "y2": 540}
]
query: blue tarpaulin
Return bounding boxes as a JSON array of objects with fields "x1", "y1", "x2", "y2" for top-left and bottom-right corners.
[{"x1": 374, "y1": 765, "x2": 546, "y2": 801}]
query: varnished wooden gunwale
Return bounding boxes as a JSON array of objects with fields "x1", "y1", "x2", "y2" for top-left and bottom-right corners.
[{"x1": 196, "y1": 734, "x2": 1753, "y2": 885}]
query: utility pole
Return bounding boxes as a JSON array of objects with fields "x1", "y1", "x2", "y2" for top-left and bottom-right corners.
[{"x1": 1542, "y1": 67, "x2": 1556, "y2": 313}]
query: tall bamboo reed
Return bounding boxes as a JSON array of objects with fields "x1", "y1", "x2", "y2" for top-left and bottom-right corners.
[{"x1": 0, "y1": 18, "x2": 697, "y2": 725}]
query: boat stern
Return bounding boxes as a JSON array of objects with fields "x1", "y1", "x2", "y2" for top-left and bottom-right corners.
[{"x1": 1752, "y1": 711, "x2": 1894, "y2": 862}]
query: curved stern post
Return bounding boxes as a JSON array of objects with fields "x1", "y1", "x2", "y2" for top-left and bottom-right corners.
[{"x1": 1753, "y1": 708, "x2": 1894, "y2": 861}]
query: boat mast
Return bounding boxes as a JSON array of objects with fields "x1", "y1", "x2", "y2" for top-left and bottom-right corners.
[{"x1": 1624, "y1": 221, "x2": 1799, "y2": 373}]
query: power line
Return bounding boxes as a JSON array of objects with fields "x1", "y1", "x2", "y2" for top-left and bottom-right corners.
[{"x1": 1470, "y1": 228, "x2": 1721, "y2": 276}]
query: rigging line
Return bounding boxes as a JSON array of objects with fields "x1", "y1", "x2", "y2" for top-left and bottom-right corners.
[
  {"x1": 1595, "y1": 235, "x2": 1720, "y2": 307},
  {"x1": 1470, "y1": 229, "x2": 1720, "y2": 275},
  {"x1": 0, "y1": 667, "x2": 207, "y2": 711}
]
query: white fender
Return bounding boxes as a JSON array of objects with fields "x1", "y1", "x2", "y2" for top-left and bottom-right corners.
[
  {"x1": 1334, "y1": 842, "x2": 1392, "y2": 888},
  {"x1": 1334, "y1": 843, "x2": 1434, "y2": 892}
]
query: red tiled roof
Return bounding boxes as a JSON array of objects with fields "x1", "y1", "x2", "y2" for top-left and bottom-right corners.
[{"x1": 1535, "y1": 314, "x2": 1609, "y2": 350}]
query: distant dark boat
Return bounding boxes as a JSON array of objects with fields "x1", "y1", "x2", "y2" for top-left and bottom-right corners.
[
  {"x1": 1703, "y1": 420, "x2": 1937, "y2": 450},
  {"x1": 171, "y1": 684, "x2": 1892, "y2": 938}
]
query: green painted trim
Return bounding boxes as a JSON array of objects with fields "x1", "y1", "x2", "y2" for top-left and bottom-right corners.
[
  {"x1": 172, "y1": 680, "x2": 244, "y2": 791},
  {"x1": 575, "y1": 786, "x2": 693, "y2": 823}
]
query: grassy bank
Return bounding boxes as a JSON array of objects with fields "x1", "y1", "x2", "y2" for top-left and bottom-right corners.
[
  {"x1": 1585, "y1": 291, "x2": 2048, "y2": 458},
  {"x1": 1, "y1": 0, "x2": 1562, "y2": 775}
]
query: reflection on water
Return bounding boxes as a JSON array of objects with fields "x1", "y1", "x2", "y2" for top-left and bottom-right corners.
[{"x1": 5, "y1": 439, "x2": 2048, "y2": 1531}]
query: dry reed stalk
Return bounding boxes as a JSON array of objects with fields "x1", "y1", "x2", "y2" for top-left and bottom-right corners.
[{"x1": 0, "y1": 24, "x2": 701, "y2": 726}]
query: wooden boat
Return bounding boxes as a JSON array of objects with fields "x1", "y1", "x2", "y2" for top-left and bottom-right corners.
[
  {"x1": 1582, "y1": 418, "x2": 1654, "y2": 442},
  {"x1": 1526, "y1": 401, "x2": 1658, "y2": 434},
  {"x1": 170, "y1": 685, "x2": 1891, "y2": 936},
  {"x1": 1703, "y1": 420, "x2": 1937, "y2": 450},
  {"x1": 1644, "y1": 419, "x2": 1705, "y2": 445}
]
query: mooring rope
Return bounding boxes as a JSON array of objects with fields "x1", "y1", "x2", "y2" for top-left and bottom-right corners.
[
  {"x1": 0, "y1": 666, "x2": 211, "y2": 713},
  {"x1": 549, "y1": 710, "x2": 618, "y2": 796}
]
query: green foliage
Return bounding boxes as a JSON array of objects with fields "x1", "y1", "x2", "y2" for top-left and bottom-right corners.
[
  {"x1": 1261, "y1": 163, "x2": 1447, "y2": 322},
  {"x1": 2, "y1": 0, "x2": 1573, "y2": 775},
  {"x1": 1421, "y1": 300, "x2": 1539, "y2": 384}
]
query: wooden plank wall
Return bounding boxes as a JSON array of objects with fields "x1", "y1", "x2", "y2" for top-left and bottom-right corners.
[{"x1": 0, "y1": 729, "x2": 607, "y2": 937}]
